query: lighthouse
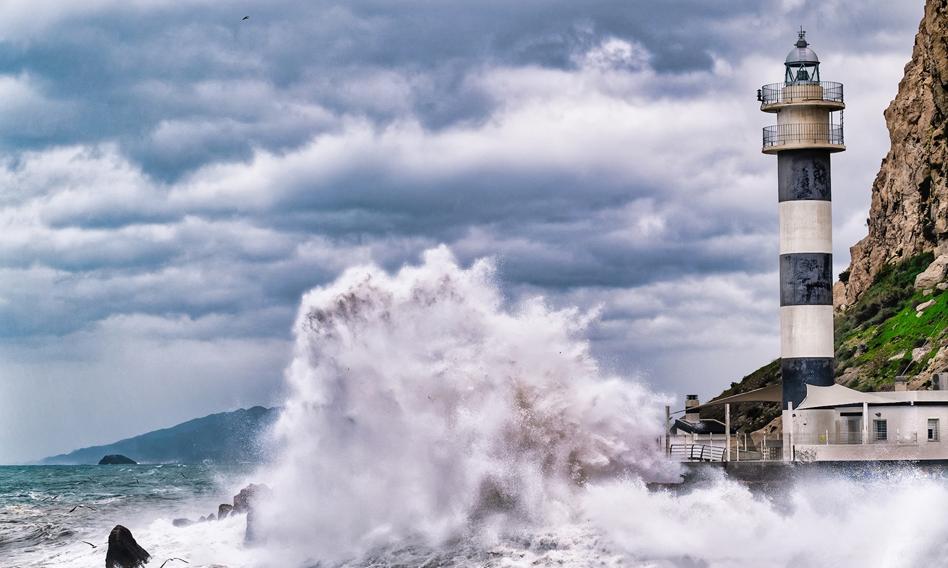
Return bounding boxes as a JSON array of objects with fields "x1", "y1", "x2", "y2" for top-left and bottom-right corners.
[{"x1": 759, "y1": 30, "x2": 845, "y2": 408}]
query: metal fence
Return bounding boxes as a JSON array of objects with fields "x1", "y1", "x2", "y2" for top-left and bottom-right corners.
[
  {"x1": 759, "y1": 81, "x2": 844, "y2": 106},
  {"x1": 670, "y1": 444, "x2": 725, "y2": 462},
  {"x1": 762, "y1": 123, "x2": 844, "y2": 149}
]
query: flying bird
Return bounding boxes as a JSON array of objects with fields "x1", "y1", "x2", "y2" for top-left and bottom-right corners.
[
  {"x1": 81, "y1": 541, "x2": 98, "y2": 549},
  {"x1": 68, "y1": 504, "x2": 96, "y2": 513},
  {"x1": 242, "y1": 16, "x2": 250, "y2": 21},
  {"x1": 160, "y1": 559, "x2": 190, "y2": 568}
]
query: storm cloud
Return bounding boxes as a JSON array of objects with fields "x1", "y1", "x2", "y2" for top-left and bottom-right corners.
[{"x1": 0, "y1": 0, "x2": 925, "y2": 462}]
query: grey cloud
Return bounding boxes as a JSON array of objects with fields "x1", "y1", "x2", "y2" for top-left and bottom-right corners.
[{"x1": 0, "y1": 0, "x2": 927, "y2": 462}]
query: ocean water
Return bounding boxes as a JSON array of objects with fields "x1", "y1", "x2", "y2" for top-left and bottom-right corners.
[
  {"x1": 8, "y1": 464, "x2": 948, "y2": 567},
  {"x1": 9, "y1": 247, "x2": 948, "y2": 567},
  {"x1": 0, "y1": 464, "x2": 255, "y2": 567}
]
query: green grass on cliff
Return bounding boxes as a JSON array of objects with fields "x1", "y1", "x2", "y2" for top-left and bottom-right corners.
[
  {"x1": 835, "y1": 251, "x2": 948, "y2": 390},
  {"x1": 838, "y1": 292, "x2": 948, "y2": 389}
]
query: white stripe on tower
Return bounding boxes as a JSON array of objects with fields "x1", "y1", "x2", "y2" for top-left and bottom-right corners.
[{"x1": 778, "y1": 201, "x2": 832, "y2": 255}]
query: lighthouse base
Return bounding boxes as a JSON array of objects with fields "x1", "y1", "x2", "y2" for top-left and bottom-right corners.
[{"x1": 781, "y1": 357, "x2": 834, "y2": 408}]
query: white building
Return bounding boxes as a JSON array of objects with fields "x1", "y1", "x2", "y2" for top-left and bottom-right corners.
[{"x1": 787, "y1": 383, "x2": 948, "y2": 461}]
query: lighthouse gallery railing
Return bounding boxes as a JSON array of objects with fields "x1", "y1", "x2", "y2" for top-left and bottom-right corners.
[
  {"x1": 762, "y1": 123, "x2": 844, "y2": 148},
  {"x1": 759, "y1": 81, "x2": 844, "y2": 106}
]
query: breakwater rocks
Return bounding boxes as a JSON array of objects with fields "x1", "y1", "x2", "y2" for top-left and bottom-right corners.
[{"x1": 171, "y1": 483, "x2": 272, "y2": 545}]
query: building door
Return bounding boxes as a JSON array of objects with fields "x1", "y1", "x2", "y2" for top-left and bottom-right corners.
[{"x1": 842, "y1": 416, "x2": 862, "y2": 444}]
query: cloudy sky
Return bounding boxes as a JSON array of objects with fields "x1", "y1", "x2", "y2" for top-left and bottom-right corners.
[{"x1": 0, "y1": 0, "x2": 926, "y2": 463}]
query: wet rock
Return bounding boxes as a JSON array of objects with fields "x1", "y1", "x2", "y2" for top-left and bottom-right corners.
[
  {"x1": 232, "y1": 483, "x2": 271, "y2": 514},
  {"x1": 172, "y1": 518, "x2": 193, "y2": 528},
  {"x1": 218, "y1": 503, "x2": 233, "y2": 519},
  {"x1": 105, "y1": 525, "x2": 150, "y2": 568},
  {"x1": 206, "y1": 513, "x2": 216, "y2": 521},
  {"x1": 233, "y1": 483, "x2": 272, "y2": 545}
]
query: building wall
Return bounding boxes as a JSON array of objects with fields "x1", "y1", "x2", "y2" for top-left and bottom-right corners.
[{"x1": 791, "y1": 405, "x2": 948, "y2": 461}]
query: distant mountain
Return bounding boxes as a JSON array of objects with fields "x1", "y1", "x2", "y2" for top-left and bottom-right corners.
[{"x1": 40, "y1": 406, "x2": 280, "y2": 465}]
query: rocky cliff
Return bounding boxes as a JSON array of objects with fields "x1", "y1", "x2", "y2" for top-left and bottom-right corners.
[{"x1": 839, "y1": 0, "x2": 948, "y2": 308}]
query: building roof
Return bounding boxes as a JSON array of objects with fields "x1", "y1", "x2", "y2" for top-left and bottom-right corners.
[
  {"x1": 797, "y1": 383, "x2": 948, "y2": 410},
  {"x1": 671, "y1": 418, "x2": 733, "y2": 435},
  {"x1": 694, "y1": 383, "x2": 782, "y2": 410}
]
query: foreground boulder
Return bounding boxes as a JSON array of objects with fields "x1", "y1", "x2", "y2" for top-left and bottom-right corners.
[
  {"x1": 98, "y1": 454, "x2": 137, "y2": 465},
  {"x1": 915, "y1": 254, "x2": 948, "y2": 290},
  {"x1": 218, "y1": 503, "x2": 233, "y2": 519},
  {"x1": 105, "y1": 525, "x2": 150, "y2": 568}
]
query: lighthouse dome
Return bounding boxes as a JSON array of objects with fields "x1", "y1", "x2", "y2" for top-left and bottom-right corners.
[
  {"x1": 785, "y1": 30, "x2": 819, "y2": 65},
  {"x1": 786, "y1": 45, "x2": 819, "y2": 65}
]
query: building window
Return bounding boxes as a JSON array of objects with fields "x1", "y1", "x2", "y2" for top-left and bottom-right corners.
[
  {"x1": 929, "y1": 419, "x2": 940, "y2": 442},
  {"x1": 874, "y1": 419, "x2": 887, "y2": 442}
]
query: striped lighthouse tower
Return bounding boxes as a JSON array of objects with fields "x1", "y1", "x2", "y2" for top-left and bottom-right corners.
[{"x1": 759, "y1": 30, "x2": 845, "y2": 408}]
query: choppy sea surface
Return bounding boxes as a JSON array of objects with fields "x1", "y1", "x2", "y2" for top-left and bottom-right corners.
[{"x1": 0, "y1": 464, "x2": 254, "y2": 568}]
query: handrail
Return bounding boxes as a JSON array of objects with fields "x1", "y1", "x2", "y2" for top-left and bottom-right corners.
[
  {"x1": 759, "y1": 81, "x2": 843, "y2": 106},
  {"x1": 669, "y1": 443, "x2": 726, "y2": 462},
  {"x1": 762, "y1": 122, "x2": 844, "y2": 148}
]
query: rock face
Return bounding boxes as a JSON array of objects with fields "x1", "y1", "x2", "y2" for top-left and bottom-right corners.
[
  {"x1": 840, "y1": 0, "x2": 948, "y2": 308},
  {"x1": 98, "y1": 455, "x2": 137, "y2": 465},
  {"x1": 105, "y1": 525, "x2": 150, "y2": 568}
]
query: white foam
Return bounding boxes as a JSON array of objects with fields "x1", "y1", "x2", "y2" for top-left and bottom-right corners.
[{"x1": 254, "y1": 246, "x2": 677, "y2": 563}]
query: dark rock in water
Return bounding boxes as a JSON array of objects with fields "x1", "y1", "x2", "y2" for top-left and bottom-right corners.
[
  {"x1": 98, "y1": 454, "x2": 137, "y2": 465},
  {"x1": 232, "y1": 483, "x2": 271, "y2": 513},
  {"x1": 172, "y1": 518, "x2": 193, "y2": 528},
  {"x1": 218, "y1": 503, "x2": 233, "y2": 519},
  {"x1": 199, "y1": 515, "x2": 206, "y2": 522},
  {"x1": 233, "y1": 483, "x2": 272, "y2": 545},
  {"x1": 206, "y1": 512, "x2": 216, "y2": 521},
  {"x1": 105, "y1": 525, "x2": 150, "y2": 568}
]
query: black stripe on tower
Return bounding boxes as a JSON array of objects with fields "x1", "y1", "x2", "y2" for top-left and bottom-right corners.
[
  {"x1": 778, "y1": 150, "x2": 831, "y2": 202},
  {"x1": 779, "y1": 253, "x2": 833, "y2": 306},
  {"x1": 782, "y1": 358, "x2": 834, "y2": 407}
]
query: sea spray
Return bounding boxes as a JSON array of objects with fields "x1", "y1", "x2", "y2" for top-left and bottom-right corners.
[
  {"x1": 254, "y1": 246, "x2": 679, "y2": 562},
  {"x1": 584, "y1": 469, "x2": 948, "y2": 567}
]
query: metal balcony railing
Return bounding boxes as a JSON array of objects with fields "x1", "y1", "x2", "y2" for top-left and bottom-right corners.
[
  {"x1": 669, "y1": 443, "x2": 725, "y2": 462},
  {"x1": 759, "y1": 81, "x2": 844, "y2": 106},
  {"x1": 762, "y1": 122, "x2": 844, "y2": 149}
]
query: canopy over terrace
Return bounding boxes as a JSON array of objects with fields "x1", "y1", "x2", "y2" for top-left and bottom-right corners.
[{"x1": 693, "y1": 383, "x2": 782, "y2": 410}]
